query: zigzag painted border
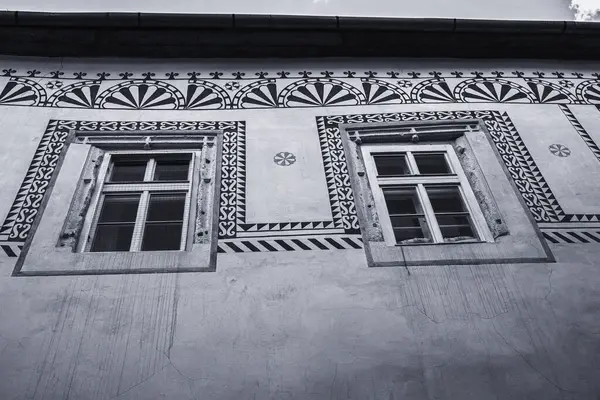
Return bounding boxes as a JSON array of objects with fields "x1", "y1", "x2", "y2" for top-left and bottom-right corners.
[
  {"x1": 0, "y1": 118, "x2": 351, "y2": 258},
  {"x1": 542, "y1": 229, "x2": 600, "y2": 244},
  {"x1": 562, "y1": 105, "x2": 600, "y2": 163},
  {"x1": 0, "y1": 119, "x2": 245, "y2": 259},
  {"x1": 0, "y1": 121, "x2": 68, "y2": 242},
  {"x1": 217, "y1": 235, "x2": 363, "y2": 253},
  {"x1": 319, "y1": 110, "x2": 565, "y2": 224}
]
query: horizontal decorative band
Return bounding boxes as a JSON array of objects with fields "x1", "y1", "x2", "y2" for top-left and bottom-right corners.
[
  {"x1": 0, "y1": 243, "x2": 23, "y2": 258},
  {"x1": 238, "y1": 221, "x2": 339, "y2": 232},
  {"x1": 542, "y1": 230, "x2": 600, "y2": 244},
  {"x1": 217, "y1": 236, "x2": 364, "y2": 253}
]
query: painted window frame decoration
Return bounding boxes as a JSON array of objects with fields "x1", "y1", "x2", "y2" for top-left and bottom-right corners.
[
  {"x1": 0, "y1": 104, "x2": 598, "y2": 260},
  {"x1": 6, "y1": 123, "x2": 223, "y2": 275},
  {"x1": 326, "y1": 111, "x2": 555, "y2": 266},
  {"x1": 81, "y1": 151, "x2": 197, "y2": 253},
  {"x1": 361, "y1": 143, "x2": 494, "y2": 247},
  {"x1": 317, "y1": 109, "x2": 600, "y2": 228},
  {"x1": 0, "y1": 118, "x2": 364, "y2": 263}
]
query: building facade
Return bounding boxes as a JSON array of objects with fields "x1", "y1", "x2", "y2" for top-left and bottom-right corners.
[{"x1": 0, "y1": 14, "x2": 599, "y2": 400}]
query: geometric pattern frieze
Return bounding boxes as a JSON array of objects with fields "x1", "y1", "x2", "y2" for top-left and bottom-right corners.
[{"x1": 4, "y1": 69, "x2": 600, "y2": 110}]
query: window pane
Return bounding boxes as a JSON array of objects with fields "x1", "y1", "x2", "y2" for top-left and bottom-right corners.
[
  {"x1": 426, "y1": 186, "x2": 467, "y2": 213},
  {"x1": 109, "y1": 161, "x2": 147, "y2": 182},
  {"x1": 97, "y1": 195, "x2": 140, "y2": 223},
  {"x1": 382, "y1": 187, "x2": 422, "y2": 215},
  {"x1": 146, "y1": 193, "x2": 186, "y2": 222},
  {"x1": 91, "y1": 224, "x2": 135, "y2": 252},
  {"x1": 383, "y1": 187, "x2": 432, "y2": 244},
  {"x1": 154, "y1": 159, "x2": 190, "y2": 181},
  {"x1": 141, "y1": 223, "x2": 183, "y2": 251},
  {"x1": 373, "y1": 154, "x2": 410, "y2": 176},
  {"x1": 414, "y1": 153, "x2": 451, "y2": 175},
  {"x1": 426, "y1": 186, "x2": 477, "y2": 241},
  {"x1": 439, "y1": 225, "x2": 476, "y2": 242},
  {"x1": 393, "y1": 228, "x2": 433, "y2": 244}
]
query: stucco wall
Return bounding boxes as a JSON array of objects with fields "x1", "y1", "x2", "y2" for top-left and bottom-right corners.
[{"x1": 0, "y1": 57, "x2": 598, "y2": 399}]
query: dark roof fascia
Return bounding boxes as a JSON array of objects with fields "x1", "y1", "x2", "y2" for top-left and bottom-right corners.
[{"x1": 0, "y1": 11, "x2": 599, "y2": 59}]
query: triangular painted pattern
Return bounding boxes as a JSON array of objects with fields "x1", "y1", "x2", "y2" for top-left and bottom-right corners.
[
  {"x1": 561, "y1": 105, "x2": 600, "y2": 163},
  {"x1": 319, "y1": 109, "x2": 591, "y2": 228}
]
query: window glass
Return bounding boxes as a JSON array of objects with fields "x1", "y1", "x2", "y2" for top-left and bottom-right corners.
[
  {"x1": 426, "y1": 186, "x2": 476, "y2": 242},
  {"x1": 413, "y1": 153, "x2": 451, "y2": 175},
  {"x1": 146, "y1": 193, "x2": 186, "y2": 222},
  {"x1": 91, "y1": 225, "x2": 136, "y2": 252},
  {"x1": 154, "y1": 159, "x2": 190, "y2": 181},
  {"x1": 383, "y1": 187, "x2": 432, "y2": 244},
  {"x1": 142, "y1": 193, "x2": 186, "y2": 251},
  {"x1": 91, "y1": 195, "x2": 140, "y2": 252},
  {"x1": 109, "y1": 160, "x2": 147, "y2": 182},
  {"x1": 373, "y1": 154, "x2": 410, "y2": 176},
  {"x1": 97, "y1": 195, "x2": 140, "y2": 223}
]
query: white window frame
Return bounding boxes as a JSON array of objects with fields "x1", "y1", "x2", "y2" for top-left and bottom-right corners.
[
  {"x1": 78, "y1": 150, "x2": 198, "y2": 253},
  {"x1": 361, "y1": 143, "x2": 494, "y2": 246}
]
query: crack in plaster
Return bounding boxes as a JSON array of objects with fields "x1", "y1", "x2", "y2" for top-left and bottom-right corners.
[
  {"x1": 109, "y1": 363, "x2": 171, "y2": 400},
  {"x1": 491, "y1": 324, "x2": 577, "y2": 395}
]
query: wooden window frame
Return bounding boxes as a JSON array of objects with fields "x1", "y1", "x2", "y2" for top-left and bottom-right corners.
[
  {"x1": 78, "y1": 150, "x2": 198, "y2": 253},
  {"x1": 361, "y1": 143, "x2": 494, "y2": 246}
]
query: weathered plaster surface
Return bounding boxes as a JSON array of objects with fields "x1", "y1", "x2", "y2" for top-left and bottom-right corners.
[
  {"x1": 0, "y1": 248, "x2": 599, "y2": 399},
  {"x1": 0, "y1": 57, "x2": 598, "y2": 399}
]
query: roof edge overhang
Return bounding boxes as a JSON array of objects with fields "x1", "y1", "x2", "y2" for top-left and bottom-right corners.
[{"x1": 0, "y1": 12, "x2": 599, "y2": 59}]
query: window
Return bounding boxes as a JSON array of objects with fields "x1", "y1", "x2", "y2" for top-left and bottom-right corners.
[
  {"x1": 84, "y1": 152, "x2": 195, "y2": 252},
  {"x1": 362, "y1": 144, "x2": 493, "y2": 246}
]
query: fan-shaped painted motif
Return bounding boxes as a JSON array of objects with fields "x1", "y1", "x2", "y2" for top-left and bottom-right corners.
[
  {"x1": 0, "y1": 78, "x2": 46, "y2": 106},
  {"x1": 184, "y1": 80, "x2": 230, "y2": 109},
  {"x1": 361, "y1": 79, "x2": 408, "y2": 105},
  {"x1": 233, "y1": 79, "x2": 278, "y2": 108},
  {"x1": 455, "y1": 79, "x2": 533, "y2": 103},
  {"x1": 410, "y1": 79, "x2": 456, "y2": 103},
  {"x1": 525, "y1": 79, "x2": 575, "y2": 104},
  {"x1": 96, "y1": 80, "x2": 184, "y2": 109},
  {"x1": 576, "y1": 80, "x2": 600, "y2": 104},
  {"x1": 278, "y1": 79, "x2": 364, "y2": 107},
  {"x1": 47, "y1": 81, "x2": 101, "y2": 108}
]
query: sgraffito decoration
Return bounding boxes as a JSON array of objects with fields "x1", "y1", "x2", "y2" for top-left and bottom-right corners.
[
  {"x1": 273, "y1": 152, "x2": 297, "y2": 166},
  {"x1": 542, "y1": 229, "x2": 600, "y2": 244},
  {"x1": 0, "y1": 120, "x2": 243, "y2": 258},
  {"x1": 0, "y1": 119, "x2": 361, "y2": 257},
  {"x1": 318, "y1": 109, "x2": 600, "y2": 227},
  {"x1": 217, "y1": 235, "x2": 363, "y2": 253},
  {"x1": 548, "y1": 144, "x2": 572, "y2": 158},
  {"x1": 3, "y1": 69, "x2": 600, "y2": 110},
  {"x1": 560, "y1": 105, "x2": 600, "y2": 164}
]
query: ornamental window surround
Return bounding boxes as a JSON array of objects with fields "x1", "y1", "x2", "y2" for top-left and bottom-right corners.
[{"x1": 341, "y1": 120, "x2": 553, "y2": 266}]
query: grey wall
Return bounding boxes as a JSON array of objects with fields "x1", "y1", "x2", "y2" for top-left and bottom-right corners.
[{"x1": 0, "y1": 57, "x2": 598, "y2": 399}]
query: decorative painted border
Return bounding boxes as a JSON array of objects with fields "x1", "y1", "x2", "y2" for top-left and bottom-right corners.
[
  {"x1": 2, "y1": 107, "x2": 600, "y2": 257},
  {"x1": 318, "y1": 109, "x2": 600, "y2": 227},
  {"x1": 3, "y1": 70, "x2": 600, "y2": 110},
  {"x1": 0, "y1": 118, "x2": 354, "y2": 258},
  {"x1": 560, "y1": 105, "x2": 600, "y2": 163},
  {"x1": 0, "y1": 119, "x2": 243, "y2": 258},
  {"x1": 217, "y1": 235, "x2": 363, "y2": 253},
  {"x1": 542, "y1": 229, "x2": 600, "y2": 244}
]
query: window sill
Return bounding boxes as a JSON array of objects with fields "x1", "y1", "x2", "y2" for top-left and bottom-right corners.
[{"x1": 394, "y1": 239, "x2": 487, "y2": 247}]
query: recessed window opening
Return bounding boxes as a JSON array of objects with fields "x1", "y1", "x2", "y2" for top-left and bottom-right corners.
[
  {"x1": 363, "y1": 144, "x2": 493, "y2": 246},
  {"x1": 87, "y1": 152, "x2": 195, "y2": 252}
]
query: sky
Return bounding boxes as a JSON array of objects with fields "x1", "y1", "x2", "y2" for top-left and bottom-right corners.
[{"x1": 0, "y1": 0, "x2": 598, "y2": 21}]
